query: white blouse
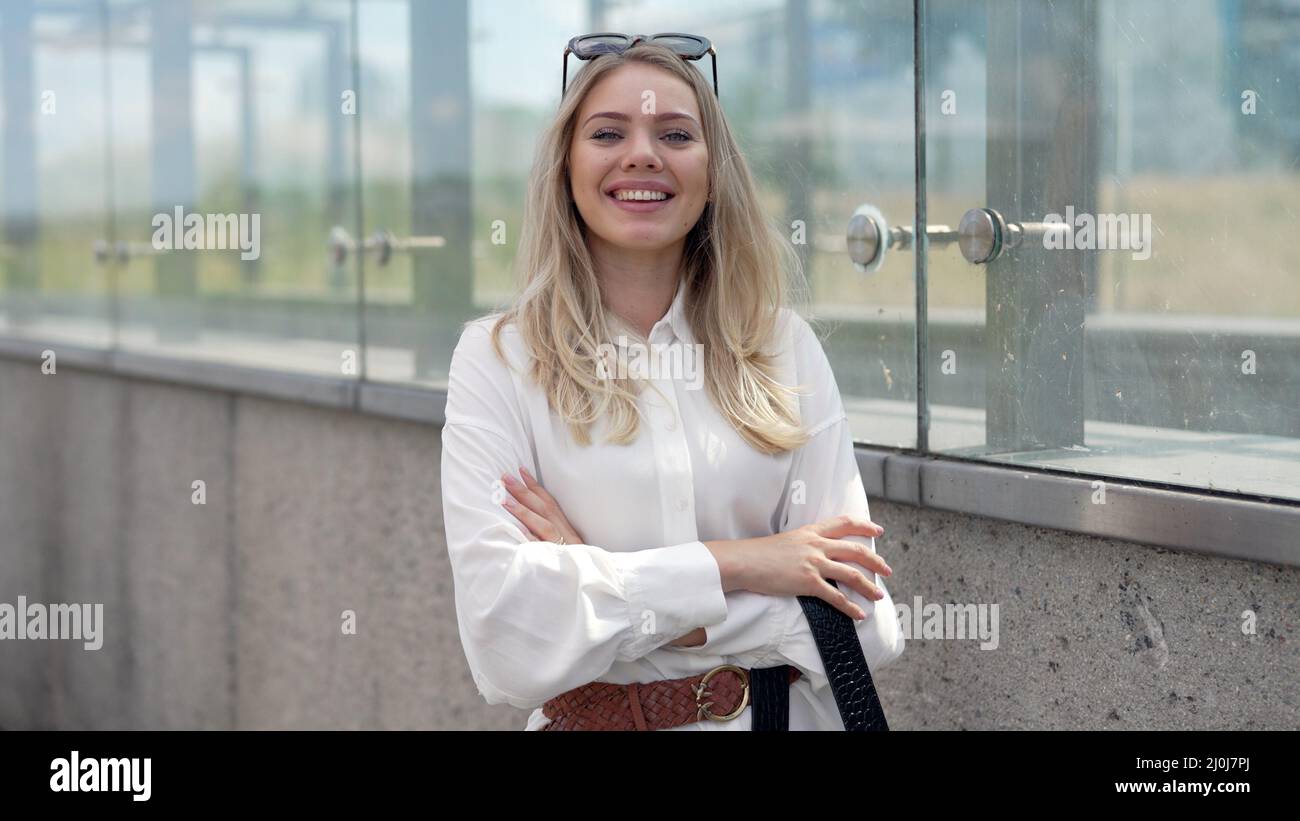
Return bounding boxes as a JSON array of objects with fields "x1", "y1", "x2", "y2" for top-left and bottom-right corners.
[{"x1": 440, "y1": 279, "x2": 905, "y2": 730}]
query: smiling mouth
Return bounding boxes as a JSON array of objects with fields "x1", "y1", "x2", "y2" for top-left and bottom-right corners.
[{"x1": 608, "y1": 189, "x2": 675, "y2": 202}]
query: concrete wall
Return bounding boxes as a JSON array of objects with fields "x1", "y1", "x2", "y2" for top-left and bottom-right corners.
[{"x1": 0, "y1": 358, "x2": 1295, "y2": 730}]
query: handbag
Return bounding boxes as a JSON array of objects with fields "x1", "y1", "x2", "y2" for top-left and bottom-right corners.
[{"x1": 750, "y1": 581, "x2": 891, "y2": 731}]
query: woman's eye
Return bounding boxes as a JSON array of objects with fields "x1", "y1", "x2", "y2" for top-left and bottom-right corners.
[{"x1": 590, "y1": 128, "x2": 693, "y2": 143}]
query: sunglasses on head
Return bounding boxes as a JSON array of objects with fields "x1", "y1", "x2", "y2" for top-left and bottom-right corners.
[{"x1": 562, "y1": 33, "x2": 718, "y2": 100}]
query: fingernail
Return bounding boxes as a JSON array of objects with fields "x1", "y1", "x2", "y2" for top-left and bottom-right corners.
[
  {"x1": 855, "y1": 608, "x2": 867, "y2": 620},
  {"x1": 502, "y1": 474, "x2": 517, "y2": 486},
  {"x1": 883, "y1": 564, "x2": 893, "y2": 576}
]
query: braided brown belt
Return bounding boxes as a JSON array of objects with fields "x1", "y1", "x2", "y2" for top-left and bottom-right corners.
[{"x1": 540, "y1": 663, "x2": 803, "y2": 731}]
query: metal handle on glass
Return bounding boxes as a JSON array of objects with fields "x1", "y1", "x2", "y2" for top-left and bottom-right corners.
[
  {"x1": 329, "y1": 226, "x2": 446, "y2": 267},
  {"x1": 846, "y1": 204, "x2": 958, "y2": 274},
  {"x1": 955, "y1": 208, "x2": 1072, "y2": 265},
  {"x1": 92, "y1": 239, "x2": 165, "y2": 265},
  {"x1": 846, "y1": 204, "x2": 1074, "y2": 269}
]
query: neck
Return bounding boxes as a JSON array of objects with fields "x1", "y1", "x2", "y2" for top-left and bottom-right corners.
[{"x1": 589, "y1": 237, "x2": 684, "y2": 339}]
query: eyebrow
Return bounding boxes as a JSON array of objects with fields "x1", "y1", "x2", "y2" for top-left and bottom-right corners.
[{"x1": 581, "y1": 111, "x2": 701, "y2": 129}]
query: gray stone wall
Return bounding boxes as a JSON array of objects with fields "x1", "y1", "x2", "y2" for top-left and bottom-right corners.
[{"x1": 0, "y1": 360, "x2": 1294, "y2": 730}]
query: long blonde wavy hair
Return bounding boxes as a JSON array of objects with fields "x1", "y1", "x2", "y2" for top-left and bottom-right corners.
[{"x1": 486, "y1": 42, "x2": 812, "y2": 455}]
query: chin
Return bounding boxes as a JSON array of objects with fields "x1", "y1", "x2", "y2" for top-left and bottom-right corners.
[
  {"x1": 599, "y1": 229, "x2": 679, "y2": 252},
  {"x1": 622, "y1": 235, "x2": 676, "y2": 250}
]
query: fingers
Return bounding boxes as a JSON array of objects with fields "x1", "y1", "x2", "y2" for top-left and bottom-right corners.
[
  {"x1": 813, "y1": 514, "x2": 884, "y2": 541},
  {"x1": 817, "y1": 556, "x2": 885, "y2": 606},
  {"x1": 813, "y1": 578, "x2": 869, "y2": 621},
  {"x1": 501, "y1": 493, "x2": 557, "y2": 542},
  {"x1": 501, "y1": 468, "x2": 576, "y2": 545},
  {"x1": 820, "y1": 538, "x2": 892, "y2": 578},
  {"x1": 501, "y1": 471, "x2": 549, "y2": 516},
  {"x1": 518, "y1": 467, "x2": 549, "y2": 500}
]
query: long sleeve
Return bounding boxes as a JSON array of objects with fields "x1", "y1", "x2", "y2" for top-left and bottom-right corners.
[
  {"x1": 765, "y1": 411, "x2": 907, "y2": 691},
  {"x1": 672, "y1": 413, "x2": 905, "y2": 689},
  {"x1": 440, "y1": 322, "x2": 730, "y2": 710},
  {"x1": 662, "y1": 589, "x2": 787, "y2": 662},
  {"x1": 669, "y1": 316, "x2": 905, "y2": 692}
]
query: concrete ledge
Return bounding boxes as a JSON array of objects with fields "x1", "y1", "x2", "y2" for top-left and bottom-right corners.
[
  {"x1": 861, "y1": 451, "x2": 1300, "y2": 568},
  {"x1": 113, "y1": 350, "x2": 358, "y2": 411},
  {"x1": 359, "y1": 381, "x2": 447, "y2": 424}
]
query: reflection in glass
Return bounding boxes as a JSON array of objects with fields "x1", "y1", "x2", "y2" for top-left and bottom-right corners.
[
  {"x1": 923, "y1": 0, "x2": 1300, "y2": 501},
  {"x1": 3, "y1": 0, "x2": 1295, "y2": 505},
  {"x1": 592, "y1": 0, "x2": 918, "y2": 447},
  {"x1": 1, "y1": 0, "x2": 113, "y2": 348}
]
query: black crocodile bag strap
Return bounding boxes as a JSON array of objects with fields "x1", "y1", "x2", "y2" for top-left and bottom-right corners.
[
  {"x1": 797, "y1": 582, "x2": 890, "y2": 731},
  {"x1": 748, "y1": 665, "x2": 792, "y2": 731}
]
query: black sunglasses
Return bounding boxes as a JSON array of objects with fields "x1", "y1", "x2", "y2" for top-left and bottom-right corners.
[{"x1": 562, "y1": 33, "x2": 717, "y2": 100}]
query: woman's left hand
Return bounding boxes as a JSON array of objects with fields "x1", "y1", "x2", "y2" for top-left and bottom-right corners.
[{"x1": 499, "y1": 467, "x2": 586, "y2": 546}]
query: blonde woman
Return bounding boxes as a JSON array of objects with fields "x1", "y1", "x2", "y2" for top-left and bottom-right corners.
[{"x1": 440, "y1": 35, "x2": 904, "y2": 731}]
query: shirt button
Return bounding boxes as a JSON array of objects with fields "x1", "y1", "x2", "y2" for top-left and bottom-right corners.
[{"x1": 676, "y1": 498, "x2": 689, "y2": 512}]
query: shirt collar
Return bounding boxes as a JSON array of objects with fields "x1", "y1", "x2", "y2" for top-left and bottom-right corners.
[
  {"x1": 664, "y1": 278, "x2": 695, "y2": 345},
  {"x1": 613, "y1": 278, "x2": 695, "y2": 347}
]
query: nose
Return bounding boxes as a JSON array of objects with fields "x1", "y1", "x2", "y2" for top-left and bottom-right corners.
[{"x1": 619, "y1": 127, "x2": 662, "y2": 172}]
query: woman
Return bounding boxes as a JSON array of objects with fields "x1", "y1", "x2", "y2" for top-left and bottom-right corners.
[{"x1": 440, "y1": 39, "x2": 904, "y2": 730}]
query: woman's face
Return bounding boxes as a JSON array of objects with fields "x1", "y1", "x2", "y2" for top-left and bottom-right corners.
[{"x1": 568, "y1": 63, "x2": 710, "y2": 255}]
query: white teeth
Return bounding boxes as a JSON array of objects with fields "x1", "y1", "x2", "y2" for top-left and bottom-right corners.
[{"x1": 613, "y1": 189, "x2": 669, "y2": 201}]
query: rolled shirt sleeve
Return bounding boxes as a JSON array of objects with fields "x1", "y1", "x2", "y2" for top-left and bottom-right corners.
[
  {"x1": 674, "y1": 589, "x2": 789, "y2": 663},
  {"x1": 440, "y1": 324, "x2": 729, "y2": 710}
]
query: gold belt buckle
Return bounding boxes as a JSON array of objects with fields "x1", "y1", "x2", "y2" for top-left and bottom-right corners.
[{"x1": 693, "y1": 664, "x2": 749, "y2": 721}]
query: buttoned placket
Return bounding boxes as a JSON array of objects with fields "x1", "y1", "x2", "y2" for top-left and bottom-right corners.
[{"x1": 642, "y1": 315, "x2": 697, "y2": 546}]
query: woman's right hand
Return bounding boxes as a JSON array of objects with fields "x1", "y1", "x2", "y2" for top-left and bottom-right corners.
[{"x1": 703, "y1": 515, "x2": 891, "y2": 621}]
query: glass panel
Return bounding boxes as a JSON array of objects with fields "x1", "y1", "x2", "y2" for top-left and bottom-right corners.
[
  {"x1": 352, "y1": 0, "x2": 412, "y2": 383},
  {"x1": 109, "y1": 0, "x2": 360, "y2": 376},
  {"x1": 604, "y1": 0, "x2": 918, "y2": 448},
  {"x1": 0, "y1": 0, "x2": 113, "y2": 348},
  {"x1": 359, "y1": 0, "x2": 586, "y2": 386},
  {"x1": 923, "y1": 0, "x2": 1300, "y2": 502},
  {"x1": 360, "y1": 0, "x2": 919, "y2": 452}
]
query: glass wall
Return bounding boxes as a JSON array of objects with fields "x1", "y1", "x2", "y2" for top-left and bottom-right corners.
[
  {"x1": 599, "y1": 0, "x2": 918, "y2": 449},
  {"x1": 1, "y1": 0, "x2": 1296, "y2": 505},
  {"x1": 921, "y1": 0, "x2": 1300, "y2": 501},
  {"x1": 1, "y1": 0, "x2": 113, "y2": 347},
  {"x1": 116, "y1": 0, "x2": 360, "y2": 373}
]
